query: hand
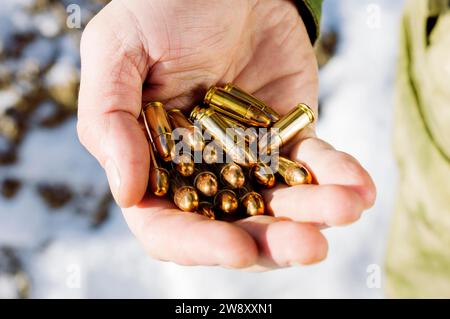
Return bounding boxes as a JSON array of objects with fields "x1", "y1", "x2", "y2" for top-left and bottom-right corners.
[{"x1": 77, "y1": 0, "x2": 376, "y2": 270}]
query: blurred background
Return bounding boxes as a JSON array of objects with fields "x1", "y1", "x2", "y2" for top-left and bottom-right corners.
[{"x1": 0, "y1": 0, "x2": 404, "y2": 298}]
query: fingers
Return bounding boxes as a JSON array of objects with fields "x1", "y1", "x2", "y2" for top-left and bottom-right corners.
[
  {"x1": 122, "y1": 196, "x2": 258, "y2": 268},
  {"x1": 77, "y1": 2, "x2": 152, "y2": 207},
  {"x1": 263, "y1": 184, "x2": 366, "y2": 226},
  {"x1": 263, "y1": 137, "x2": 376, "y2": 226},
  {"x1": 291, "y1": 138, "x2": 377, "y2": 206},
  {"x1": 235, "y1": 216, "x2": 328, "y2": 268}
]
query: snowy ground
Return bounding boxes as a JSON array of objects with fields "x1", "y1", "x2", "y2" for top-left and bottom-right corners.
[{"x1": 0, "y1": 0, "x2": 404, "y2": 298}]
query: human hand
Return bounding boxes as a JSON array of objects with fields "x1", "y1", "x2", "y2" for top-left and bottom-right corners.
[{"x1": 77, "y1": 0, "x2": 376, "y2": 270}]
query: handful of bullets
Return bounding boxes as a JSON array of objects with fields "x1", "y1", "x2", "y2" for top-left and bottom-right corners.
[{"x1": 141, "y1": 83, "x2": 315, "y2": 221}]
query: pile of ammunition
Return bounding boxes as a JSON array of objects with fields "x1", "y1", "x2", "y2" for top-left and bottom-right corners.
[{"x1": 141, "y1": 83, "x2": 315, "y2": 221}]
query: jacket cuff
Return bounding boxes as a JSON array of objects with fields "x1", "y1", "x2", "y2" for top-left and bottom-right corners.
[{"x1": 294, "y1": 0, "x2": 323, "y2": 44}]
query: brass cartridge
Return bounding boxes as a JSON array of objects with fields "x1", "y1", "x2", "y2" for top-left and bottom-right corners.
[
  {"x1": 277, "y1": 156, "x2": 312, "y2": 186},
  {"x1": 190, "y1": 106, "x2": 258, "y2": 167},
  {"x1": 141, "y1": 110, "x2": 170, "y2": 197},
  {"x1": 171, "y1": 174, "x2": 199, "y2": 212},
  {"x1": 214, "y1": 189, "x2": 239, "y2": 214},
  {"x1": 258, "y1": 103, "x2": 315, "y2": 154},
  {"x1": 193, "y1": 169, "x2": 219, "y2": 197},
  {"x1": 221, "y1": 115, "x2": 258, "y2": 144},
  {"x1": 215, "y1": 162, "x2": 246, "y2": 189},
  {"x1": 204, "y1": 86, "x2": 271, "y2": 127},
  {"x1": 223, "y1": 83, "x2": 280, "y2": 122},
  {"x1": 173, "y1": 153, "x2": 195, "y2": 177},
  {"x1": 197, "y1": 201, "x2": 216, "y2": 220},
  {"x1": 250, "y1": 162, "x2": 276, "y2": 188},
  {"x1": 238, "y1": 184, "x2": 265, "y2": 216},
  {"x1": 143, "y1": 102, "x2": 175, "y2": 161},
  {"x1": 167, "y1": 108, "x2": 205, "y2": 151}
]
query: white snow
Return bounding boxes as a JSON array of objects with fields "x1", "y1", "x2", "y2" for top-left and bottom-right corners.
[{"x1": 0, "y1": 0, "x2": 405, "y2": 298}]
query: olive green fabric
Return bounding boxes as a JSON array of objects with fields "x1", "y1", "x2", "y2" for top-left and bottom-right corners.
[
  {"x1": 295, "y1": 0, "x2": 323, "y2": 44},
  {"x1": 386, "y1": 0, "x2": 450, "y2": 298}
]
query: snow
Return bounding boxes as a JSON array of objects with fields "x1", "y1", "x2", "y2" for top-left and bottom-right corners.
[{"x1": 0, "y1": 0, "x2": 404, "y2": 298}]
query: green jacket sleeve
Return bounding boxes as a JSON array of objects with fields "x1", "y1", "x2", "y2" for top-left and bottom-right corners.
[{"x1": 294, "y1": 0, "x2": 323, "y2": 44}]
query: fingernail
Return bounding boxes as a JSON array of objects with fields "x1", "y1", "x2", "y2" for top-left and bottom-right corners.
[{"x1": 105, "y1": 159, "x2": 121, "y2": 202}]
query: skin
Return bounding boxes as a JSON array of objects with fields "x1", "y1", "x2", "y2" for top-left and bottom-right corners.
[{"x1": 77, "y1": 0, "x2": 376, "y2": 270}]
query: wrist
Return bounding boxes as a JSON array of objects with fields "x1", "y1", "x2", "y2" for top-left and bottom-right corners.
[{"x1": 289, "y1": 0, "x2": 323, "y2": 44}]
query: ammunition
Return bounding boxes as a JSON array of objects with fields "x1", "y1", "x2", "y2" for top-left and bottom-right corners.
[
  {"x1": 215, "y1": 162, "x2": 246, "y2": 189},
  {"x1": 223, "y1": 83, "x2": 280, "y2": 122},
  {"x1": 258, "y1": 103, "x2": 315, "y2": 154},
  {"x1": 171, "y1": 174, "x2": 199, "y2": 212},
  {"x1": 204, "y1": 86, "x2": 271, "y2": 127},
  {"x1": 143, "y1": 102, "x2": 175, "y2": 161},
  {"x1": 141, "y1": 110, "x2": 170, "y2": 197},
  {"x1": 250, "y1": 162, "x2": 276, "y2": 188},
  {"x1": 238, "y1": 184, "x2": 265, "y2": 216},
  {"x1": 214, "y1": 189, "x2": 239, "y2": 214},
  {"x1": 221, "y1": 115, "x2": 258, "y2": 144},
  {"x1": 203, "y1": 142, "x2": 221, "y2": 164},
  {"x1": 190, "y1": 106, "x2": 257, "y2": 167},
  {"x1": 197, "y1": 201, "x2": 216, "y2": 220},
  {"x1": 193, "y1": 169, "x2": 219, "y2": 197},
  {"x1": 167, "y1": 108, "x2": 205, "y2": 151},
  {"x1": 277, "y1": 156, "x2": 312, "y2": 186},
  {"x1": 173, "y1": 153, "x2": 195, "y2": 177}
]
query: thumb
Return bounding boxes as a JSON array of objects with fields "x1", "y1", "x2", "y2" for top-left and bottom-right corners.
[{"x1": 77, "y1": 4, "x2": 151, "y2": 208}]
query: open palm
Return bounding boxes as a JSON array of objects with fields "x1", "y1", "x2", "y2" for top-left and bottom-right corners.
[{"x1": 77, "y1": 0, "x2": 375, "y2": 270}]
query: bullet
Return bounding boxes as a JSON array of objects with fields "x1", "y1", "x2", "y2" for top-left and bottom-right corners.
[
  {"x1": 190, "y1": 106, "x2": 258, "y2": 167},
  {"x1": 197, "y1": 201, "x2": 216, "y2": 220},
  {"x1": 221, "y1": 115, "x2": 258, "y2": 144},
  {"x1": 250, "y1": 162, "x2": 276, "y2": 188},
  {"x1": 202, "y1": 142, "x2": 221, "y2": 164},
  {"x1": 214, "y1": 189, "x2": 239, "y2": 214},
  {"x1": 238, "y1": 184, "x2": 265, "y2": 216},
  {"x1": 143, "y1": 102, "x2": 175, "y2": 161},
  {"x1": 141, "y1": 110, "x2": 170, "y2": 196},
  {"x1": 204, "y1": 86, "x2": 271, "y2": 127},
  {"x1": 173, "y1": 153, "x2": 195, "y2": 177},
  {"x1": 148, "y1": 145, "x2": 171, "y2": 196},
  {"x1": 223, "y1": 83, "x2": 280, "y2": 122},
  {"x1": 193, "y1": 169, "x2": 219, "y2": 197},
  {"x1": 258, "y1": 103, "x2": 315, "y2": 154},
  {"x1": 216, "y1": 162, "x2": 246, "y2": 189},
  {"x1": 167, "y1": 108, "x2": 205, "y2": 151},
  {"x1": 277, "y1": 156, "x2": 312, "y2": 186},
  {"x1": 171, "y1": 174, "x2": 199, "y2": 212}
]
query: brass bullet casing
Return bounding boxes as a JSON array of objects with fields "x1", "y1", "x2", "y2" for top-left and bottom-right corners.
[
  {"x1": 190, "y1": 106, "x2": 258, "y2": 167},
  {"x1": 277, "y1": 156, "x2": 312, "y2": 186},
  {"x1": 258, "y1": 103, "x2": 315, "y2": 154},
  {"x1": 143, "y1": 102, "x2": 175, "y2": 161},
  {"x1": 171, "y1": 174, "x2": 199, "y2": 212},
  {"x1": 214, "y1": 189, "x2": 239, "y2": 214},
  {"x1": 197, "y1": 201, "x2": 216, "y2": 220},
  {"x1": 193, "y1": 169, "x2": 219, "y2": 197},
  {"x1": 238, "y1": 184, "x2": 265, "y2": 216},
  {"x1": 167, "y1": 108, "x2": 205, "y2": 151},
  {"x1": 141, "y1": 110, "x2": 170, "y2": 197},
  {"x1": 204, "y1": 86, "x2": 271, "y2": 127},
  {"x1": 215, "y1": 162, "x2": 246, "y2": 189},
  {"x1": 223, "y1": 83, "x2": 280, "y2": 122},
  {"x1": 148, "y1": 146, "x2": 171, "y2": 196},
  {"x1": 250, "y1": 162, "x2": 276, "y2": 188},
  {"x1": 221, "y1": 115, "x2": 258, "y2": 144},
  {"x1": 173, "y1": 153, "x2": 195, "y2": 177}
]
